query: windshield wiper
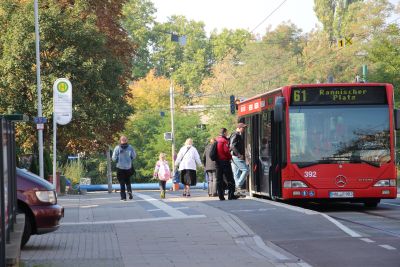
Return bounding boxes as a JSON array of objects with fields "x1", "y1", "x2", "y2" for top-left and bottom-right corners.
[
  {"x1": 296, "y1": 159, "x2": 339, "y2": 168},
  {"x1": 349, "y1": 158, "x2": 381, "y2": 167},
  {"x1": 296, "y1": 157, "x2": 381, "y2": 168},
  {"x1": 296, "y1": 161, "x2": 319, "y2": 168}
]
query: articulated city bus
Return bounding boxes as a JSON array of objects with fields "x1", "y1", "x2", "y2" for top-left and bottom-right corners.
[{"x1": 238, "y1": 83, "x2": 399, "y2": 207}]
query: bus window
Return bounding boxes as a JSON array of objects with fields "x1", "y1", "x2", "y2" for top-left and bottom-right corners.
[
  {"x1": 289, "y1": 113, "x2": 306, "y2": 161},
  {"x1": 245, "y1": 117, "x2": 252, "y2": 164},
  {"x1": 289, "y1": 105, "x2": 390, "y2": 165},
  {"x1": 260, "y1": 112, "x2": 272, "y2": 164}
]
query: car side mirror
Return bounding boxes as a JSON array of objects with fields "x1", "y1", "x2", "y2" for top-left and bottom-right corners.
[{"x1": 274, "y1": 97, "x2": 286, "y2": 123}]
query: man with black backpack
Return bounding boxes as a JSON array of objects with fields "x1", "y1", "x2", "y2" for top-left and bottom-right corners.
[{"x1": 214, "y1": 128, "x2": 237, "y2": 200}]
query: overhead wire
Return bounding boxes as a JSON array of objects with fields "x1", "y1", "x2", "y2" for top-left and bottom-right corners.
[
  {"x1": 250, "y1": 0, "x2": 288, "y2": 33},
  {"x1": 201, "y1": 2, "x2": 399, "y2": 101}
]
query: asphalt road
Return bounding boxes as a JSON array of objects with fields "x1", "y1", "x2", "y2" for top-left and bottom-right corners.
[
  {"x1": 21, "y1": 189, "x2": 399, "y2": 267},
  {"x1": 207, "y1": 197, "x2": 400, "y2": 267}
]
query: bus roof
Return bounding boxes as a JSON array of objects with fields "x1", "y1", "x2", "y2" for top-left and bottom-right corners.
[{"x1": 237, "y1": 83, "x2": 392, "y2": 117}]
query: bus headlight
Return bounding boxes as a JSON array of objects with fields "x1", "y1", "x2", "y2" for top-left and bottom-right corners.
[
  {"x1": 284, "y1": 181, "x2": 308, "y2": 188},
  {"x1": 373, "y1": 179, "x2": 396, "y2": 187}
]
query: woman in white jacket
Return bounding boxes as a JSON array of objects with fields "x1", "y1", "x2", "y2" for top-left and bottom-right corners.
[{"x1": 175, "y1": 138, "x2": 203, "y2": 197}]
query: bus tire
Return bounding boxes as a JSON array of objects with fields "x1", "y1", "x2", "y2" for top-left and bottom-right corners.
[
  {"x1": 269, "y1": 179, "x2": 277, "y2": 201},
  {"x1": 364, "y1": 200, "x2": 380, "y2": 208}
]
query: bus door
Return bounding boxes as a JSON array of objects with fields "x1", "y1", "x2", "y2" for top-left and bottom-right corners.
[
  {"x1": 271, "y1": 98, "x2": 286, "y2": 199},
  {"x1": 259, "y1": 111, "x2": 272, "y2": 195},
  {"x1": 251, "y1": 115, "x2": 261, "y2": 193},
  {"x1": 244, "y1": 116, "x2": 258, "y2": 192}
]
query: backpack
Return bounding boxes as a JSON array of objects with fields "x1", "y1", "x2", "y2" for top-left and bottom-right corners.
[
  {"x1": 158, "y1": 161, "x2": 171, "y2": 181},
  {"x1": 209, "y1": 141, "x2": 218, "y2": 161}
]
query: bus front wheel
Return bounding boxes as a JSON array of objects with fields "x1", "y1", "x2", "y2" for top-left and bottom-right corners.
[
  {"x1": 269, "y1": 179, "x2": 277, "y2": 201},
  {"x1": 364, "y1": 200, "x2": 380, "y2": 208}
]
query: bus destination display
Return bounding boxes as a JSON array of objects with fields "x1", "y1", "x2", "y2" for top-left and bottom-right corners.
[{"x1": 290, "y1": 86, "x2": 387, "y2": 106}]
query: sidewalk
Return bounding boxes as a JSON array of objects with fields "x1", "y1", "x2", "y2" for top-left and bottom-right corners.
[{"x1": 20, "y1": 190, "x2": 309, "y2": 267}]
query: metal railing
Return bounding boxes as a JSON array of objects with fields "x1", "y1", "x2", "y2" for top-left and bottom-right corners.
[{"x1": 0, "y1": 115, "x2": 26, "y2": 267}]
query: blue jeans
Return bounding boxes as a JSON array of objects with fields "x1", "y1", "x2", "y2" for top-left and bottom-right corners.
[{"x1": 231, "y1": 156, "x2": 248, "y2": 188}]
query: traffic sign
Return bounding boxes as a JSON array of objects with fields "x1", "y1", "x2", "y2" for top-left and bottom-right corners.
[
  {"x1": 36, "y1": 123, "x2": 44, "y2": 130},
  {"x1": 33, "y1": 117, "x2": 47, "y2": 124},
  {"x1": 337, "y1": 37, "x2": 352, "y2": 48},
  {"x1": 53, "y1": 78, "x2": 72, "y2": 125},
  {"x1": 164, "y1": 132, "x2": 173, "y2": 141}
]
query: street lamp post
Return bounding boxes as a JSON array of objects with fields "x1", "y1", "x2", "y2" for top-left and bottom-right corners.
[
  {"x1": 34, "y1": 0, "x2": 44, "y2": 179},
  {"x1": 169, "y1": 73, "x2": 176, "y2": 179}
]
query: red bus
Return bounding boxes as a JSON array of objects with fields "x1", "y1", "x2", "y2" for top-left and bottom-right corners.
[{"x1": 237, "y1": 83, "x2": 399, "y2": 207}]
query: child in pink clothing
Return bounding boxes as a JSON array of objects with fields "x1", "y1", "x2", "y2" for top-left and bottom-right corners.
[{"x1": 153, "y1": 153, "x2": 171, "y2": 199}]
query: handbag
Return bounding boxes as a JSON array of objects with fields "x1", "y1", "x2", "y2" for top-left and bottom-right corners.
[{"x1": 173, "y1": 170, "x2": 180, "y2": 184}]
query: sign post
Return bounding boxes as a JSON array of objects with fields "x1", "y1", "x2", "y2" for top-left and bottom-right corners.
[{"x1": 53, "y1": 78, "x2": 72, "y2": 190}]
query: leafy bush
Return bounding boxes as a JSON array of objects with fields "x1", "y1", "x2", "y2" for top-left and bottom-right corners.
[{"x1": 62, "y1": 160, "x2": 86, "y2": 185}]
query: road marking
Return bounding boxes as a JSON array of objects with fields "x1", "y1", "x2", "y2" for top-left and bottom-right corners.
[
  {"x1": 230, "y1": 208, "x2": 276, "y2": 213},
  {"x1": 320, "y1": 214, "x2": 362, "y2": 237},
  {"x1": 61, "y1": 197, "x2": 112, "y2": 201},
  {"x1": 250, "y1": 197, "x2": 319, "y2": 215},
  {"x1": 360, "y1": 238, "x2": 375, "y2": 243},
  {"x1": 382, "y1": 202, "x2": 400, "y2": 207},
  {"x1": 251, "y1": 197, "x2": 364, "y2": 238},
  {"x1": 80, "y1": 205, "x2": 98, "y2": 208},
  {"x1": 148, "y1": 207, "x2": 188, "y2": 212},
  {"x1": 62, "y1": 214, "x2": 206, "y2": 226},
  {"x1": 379, "y1": 244, "x2": 397, "y2": 250},
  {"x1": 135, "y1": 192, "x2": 188, "y2": 218},
  {"x1": 147, "y1": 209, "x2": 161, "y2": 212}
]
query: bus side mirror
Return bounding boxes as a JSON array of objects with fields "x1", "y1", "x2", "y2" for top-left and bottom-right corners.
[
  {"x1": 274, "y1": 97, "x2": 286, "y2": 123},
  {"x1": 395, "y1": 109, "x2": 400, "y2": 130}
]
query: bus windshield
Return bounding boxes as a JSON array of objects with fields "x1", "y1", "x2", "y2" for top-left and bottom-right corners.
[{"x1": 289, "y1": 105, "x2": 390, "y2": 167}]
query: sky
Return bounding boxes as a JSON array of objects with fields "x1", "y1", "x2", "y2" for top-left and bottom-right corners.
[{"x1": 150, "y1": 0, "x2": 400, "y2": 36}]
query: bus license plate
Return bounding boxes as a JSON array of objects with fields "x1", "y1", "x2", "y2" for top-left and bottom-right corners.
[{"x1": 329, "y1": 191, "x2": 354, "y2": 198}]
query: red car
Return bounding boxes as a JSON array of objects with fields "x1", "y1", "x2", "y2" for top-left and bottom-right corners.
[{"x1": 16, "y1": 168, "x2": 64, "y2": 247}]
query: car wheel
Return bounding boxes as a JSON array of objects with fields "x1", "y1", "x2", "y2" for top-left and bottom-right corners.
[{"x1": 20, "y1": 211, "x2": 32, "y2": 248}]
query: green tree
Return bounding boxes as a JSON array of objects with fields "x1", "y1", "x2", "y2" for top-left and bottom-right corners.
[
  {"x1": 123, "y1": 111, "x2": 208, "y2": 182},
  {"x1": 0, "y1": 0, "x2": 133, "y2": 155},
  {"x1": 209, "y1": 28, "x2": 251, "y2": 63},
  {"x1": 367, "y1": 24, "x2": 400, "y2": 103},
  {"x1": 122, "y1": 0, "x2": 157, "y2": 79},
  {"x1": 314, "y1": 0, "x2": 362, "y2": 40}
]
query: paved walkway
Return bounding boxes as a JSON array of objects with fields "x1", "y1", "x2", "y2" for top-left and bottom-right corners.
[{"x1": 20, "y1": 190, "x2": 310, "y2": 267}]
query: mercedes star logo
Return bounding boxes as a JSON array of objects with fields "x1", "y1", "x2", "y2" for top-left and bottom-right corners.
[{"x1": 335, "y1": 175, "x2": 347, "y2": 187}]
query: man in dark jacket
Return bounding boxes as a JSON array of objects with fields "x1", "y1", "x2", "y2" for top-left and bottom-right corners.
[
  {"x1": 230, "y1": 123, "x2": 249, "y2": 191},
  {"x1": 216, "y1": 128, "x2": 237, "y2": 200},
  {"x1": 203, "y1": 138, "x2": 217, "y2": 197}
]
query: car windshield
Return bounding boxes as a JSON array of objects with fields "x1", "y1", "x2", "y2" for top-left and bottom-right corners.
[{"x1": 289, "y1": 105, "x2": 390, "y2": 167}]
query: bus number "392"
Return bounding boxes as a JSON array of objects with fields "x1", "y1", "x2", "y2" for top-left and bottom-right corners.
[{"x1": 304, "y1": 171, "x2": 317, "y2": 178}]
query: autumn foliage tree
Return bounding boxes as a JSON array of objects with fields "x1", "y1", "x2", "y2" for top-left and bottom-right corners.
[{"x1": 0, "y1": 0, "x2": 135, "y2": 156}]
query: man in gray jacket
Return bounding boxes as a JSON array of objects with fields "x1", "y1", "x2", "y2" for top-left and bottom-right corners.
[
  {"x1": 203, "y1": 138, "x2": 217, "y2": 197},
  {"x1": 112, "y1": 136, "x2": 136, "y2": 201}
]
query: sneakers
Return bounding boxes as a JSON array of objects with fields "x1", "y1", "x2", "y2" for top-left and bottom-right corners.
[
  {"x1": 128, "y1": 192, "x2": 133, "y2": 200},
  {"x1": 160, "y1": 190, "x2": 165, "y2": 199},
  {"x1": 120, "y1": 198, "x2": 127, "y2": 201}
]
